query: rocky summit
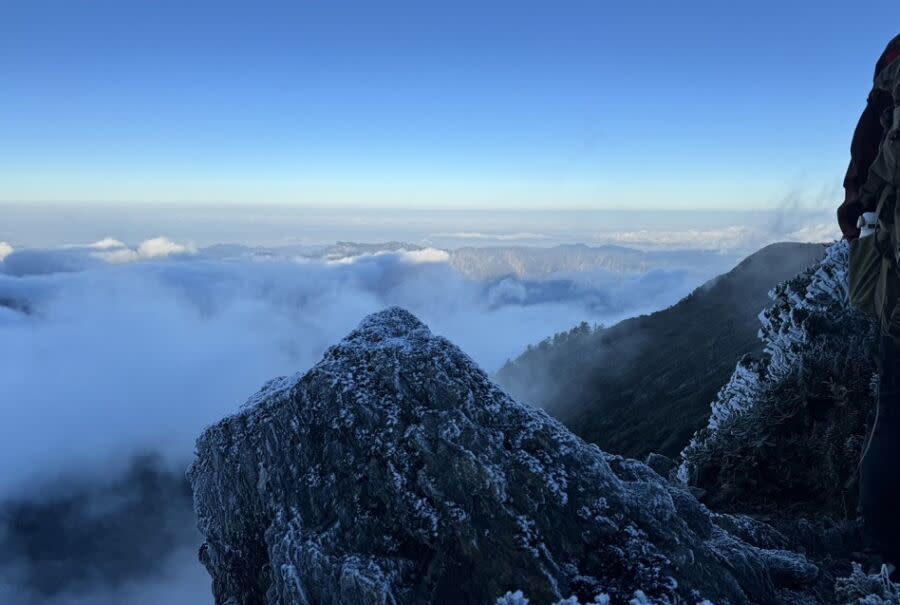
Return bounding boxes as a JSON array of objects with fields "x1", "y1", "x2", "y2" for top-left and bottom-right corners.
[{"x1": 189, "y1": 307, "x2": 821, "y2": 605}]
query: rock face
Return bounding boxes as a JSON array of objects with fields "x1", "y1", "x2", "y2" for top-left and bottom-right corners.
[{"x1": 189, "y1": 307, "x2": 820, "y2": 605}]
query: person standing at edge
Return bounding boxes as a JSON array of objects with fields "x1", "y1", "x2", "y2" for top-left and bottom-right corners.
[{"x1": 842, "y1": 33, "x2": 900, "y2": 571}]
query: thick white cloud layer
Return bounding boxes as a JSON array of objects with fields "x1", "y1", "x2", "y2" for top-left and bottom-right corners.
[{"x1": 0, "y1": 239, "x2": 725, "y2": 494}]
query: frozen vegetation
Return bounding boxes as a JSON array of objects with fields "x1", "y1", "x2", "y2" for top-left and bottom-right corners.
[{"x1": 678, "y1": 242, "x2": 876, "y2": 517}]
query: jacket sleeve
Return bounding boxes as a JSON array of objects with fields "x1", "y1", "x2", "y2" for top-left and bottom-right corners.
[{"x1": 838, "y1": 87, "x2": 891, "y2": 240}]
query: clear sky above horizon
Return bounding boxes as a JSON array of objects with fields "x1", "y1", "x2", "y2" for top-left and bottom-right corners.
[{"x1": 2, "y1": 1, "x2": 899, "y2": 210}]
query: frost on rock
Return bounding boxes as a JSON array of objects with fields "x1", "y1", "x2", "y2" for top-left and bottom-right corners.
[
  {"x1": 497, "y1": 590, "x2": 531, "y2": 605},
  {"x1": 189, "y1": 307, "x2": 819, "y2": 604},
  {"x1": 835, "y1": 564, "x2": 900, "y2": 605},
  {"x1": 497, "y1": 592, "x2": 614, "y2": 605},
  {"x1": 677, "y1": 242, "x2": 878, "y2": 515}
]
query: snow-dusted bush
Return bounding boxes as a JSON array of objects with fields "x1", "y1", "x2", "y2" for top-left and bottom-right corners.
[
  {"x1": 678, "y1": 242, "x2": 878, "y2": 516},
  {"x1": 835, "y1": 563, "x2": 900, "y2": 604},
  {"x1": 495, "y1": 588, "x2": 715, "y2": 605}
]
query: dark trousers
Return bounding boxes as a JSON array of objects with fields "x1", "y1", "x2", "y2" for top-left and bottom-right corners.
[{"x1": 860, "y1": 333, "x2": 900, "y2": 564}]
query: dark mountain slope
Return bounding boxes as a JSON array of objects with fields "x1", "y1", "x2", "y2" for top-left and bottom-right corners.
[{"x1": 496, "y1": 242, "x2": 827, "y2": 459}]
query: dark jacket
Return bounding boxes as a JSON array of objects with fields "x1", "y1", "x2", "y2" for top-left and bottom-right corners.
[{"x1": 838, "y1": 35, "x2": 900, "y2": 240}]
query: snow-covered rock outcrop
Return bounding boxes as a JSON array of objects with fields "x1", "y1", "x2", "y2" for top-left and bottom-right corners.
[{"x1": 189, "y1": 307, "x2": 822, "y2": 605}]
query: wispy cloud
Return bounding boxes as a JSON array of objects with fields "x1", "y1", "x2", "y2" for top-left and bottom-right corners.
[{"x1": 785, "y1": 222, "x2": 841, "y2": 243}]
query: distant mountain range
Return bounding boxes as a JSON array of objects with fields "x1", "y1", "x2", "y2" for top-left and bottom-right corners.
[
  {"x1": 199, "y1": 241, "x2": 739, "y2": 282},
  {"x1": 495, "y1": 241, "x2": 827, "y2": 459},
  {"x1": 447, "y1": 243, "x2": 735, "y2": 280}
]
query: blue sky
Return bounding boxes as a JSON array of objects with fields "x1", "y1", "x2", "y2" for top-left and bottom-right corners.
[{"x1": 1, "y1": 1, "x2": 898, "y2": 209}]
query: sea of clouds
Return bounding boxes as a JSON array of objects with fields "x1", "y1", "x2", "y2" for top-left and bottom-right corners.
[
  {"x1": 0, "y1": 236, "x2": 732, "y2": 488},
  {"x1": 0, "y1": 233, "x2": 812, "y2": 604}
]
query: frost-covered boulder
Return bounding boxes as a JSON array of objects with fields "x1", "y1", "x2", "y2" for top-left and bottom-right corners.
[
  {"x1": 189, "y1": 307, "x2": 820, "y2": 604},
  {"x1": 678, "y1": 241, "x2": 877, "y2": 517}
]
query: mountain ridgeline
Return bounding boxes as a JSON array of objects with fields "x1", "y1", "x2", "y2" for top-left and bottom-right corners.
[{"x1": 496, "y1": 242, "x2": 827, "y2": 459}]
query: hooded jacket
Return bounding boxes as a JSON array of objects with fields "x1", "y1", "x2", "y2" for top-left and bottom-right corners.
[{"x1": 838, "y1": 35, "x2": 900, "y2": 240}]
